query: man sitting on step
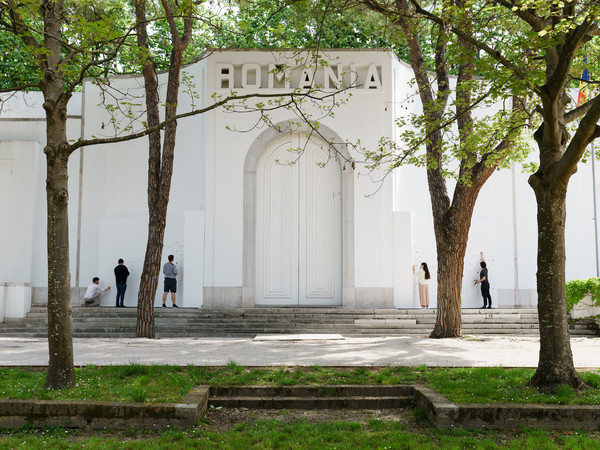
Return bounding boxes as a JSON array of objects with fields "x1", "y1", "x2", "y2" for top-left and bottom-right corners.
[{"x1": 83, "y1": 277, "x2": 111, "y2": 307}]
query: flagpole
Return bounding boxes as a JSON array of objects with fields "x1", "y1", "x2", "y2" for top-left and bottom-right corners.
[{"x1": 592, "y1": 141, "x2": 600, "y2": 277}]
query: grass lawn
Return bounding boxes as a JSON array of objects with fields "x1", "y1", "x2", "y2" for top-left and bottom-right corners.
[
  {"x1": 1, "y1": 419, "x2": 600, "y2": 449},
  {"x1": 1, "y1": 364, "x2": 600, "y2": 404},
  {"x1": 2, "y1": 364, "x2": 600, "y2": 447}
]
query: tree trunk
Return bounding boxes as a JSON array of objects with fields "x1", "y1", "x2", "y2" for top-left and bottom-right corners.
[
  {"x1": 135, "y1": 0, "x2": 190, "y2": 337},
  {"x1": 43, "y1": 107, "x2": 75, "y2": 388},
  {"x1": 136, "y1": 213, "x2": 167, "y2": 338},
  {"x1": 529, "y1": 177, "x2": 587, "y2": 390},
  {"x1": 430, "y1": 234, "x2": 466, "y2": 338},
  {"x1": 41, "y1": 0, "x2": 75, "y2": 389},
  {"x1": 429, "y1": 169, "x2": 493, "y2": 338}
]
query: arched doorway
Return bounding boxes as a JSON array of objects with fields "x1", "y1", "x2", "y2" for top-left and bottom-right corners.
[{"x1": 255, "y1": 134, "x2": 342, "y2": 305}]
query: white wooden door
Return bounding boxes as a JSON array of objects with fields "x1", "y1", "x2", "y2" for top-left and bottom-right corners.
[{"x1": 256, "y1": 135, "x2": 342, "y2": 306}]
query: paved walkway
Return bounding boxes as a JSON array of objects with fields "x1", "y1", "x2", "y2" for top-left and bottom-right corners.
[{"x1": 1, "y1": 335, "x2": 599, "y2": 368}]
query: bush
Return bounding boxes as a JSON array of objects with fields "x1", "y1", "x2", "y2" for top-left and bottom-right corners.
[{"x1": 565, "y1": 278, "x2": 600, "y2": 311}]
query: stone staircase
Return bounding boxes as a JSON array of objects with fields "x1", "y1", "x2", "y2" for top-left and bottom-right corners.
[
  {"x1": 208, "y1": 385, "x2": 414, "y2": 409},
  {"x1": 1, "y1": 306, "x2": 596, "y2": 338}
]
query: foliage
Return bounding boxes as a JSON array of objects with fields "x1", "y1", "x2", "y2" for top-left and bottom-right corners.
[
  {"x1": 0, "y1": 0, "x2": 422, "y2": 88},
  {"x1": 0, "y1": 0, "x2": 137, "y2": 89},
  {"x1": 366, "y1": 94, "x2": 533, "y2": 182},
  {"x1": 216, "y1": 1, "x2": 404, "y2": 53},
  {"x1": 566, "y1": 278, "x2": 600, "y2": 311},
  {"x1": 360, "y1": 0, "x2": 534, "y2": 182},
  {"x1": 115, "y1": 0, "x2": 223, "y2": 73},
  {"x1": 0, "y1": 31, "x2": 40, "y2": 89}
]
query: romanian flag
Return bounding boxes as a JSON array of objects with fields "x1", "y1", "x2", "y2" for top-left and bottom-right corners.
[{"x1": 577, "y1": 57, "x2": 590, "y2": 107}]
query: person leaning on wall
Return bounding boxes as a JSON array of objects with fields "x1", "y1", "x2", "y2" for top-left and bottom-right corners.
[
  {"x1": 83, "y1": 277, "x2": 110, "y2": 307},
  {"x1": 413, "y1": 262, "x2": 431, "y2": 309},
  {"x1": 476, "y1": 252, "x2": 492, "y2": 309}
]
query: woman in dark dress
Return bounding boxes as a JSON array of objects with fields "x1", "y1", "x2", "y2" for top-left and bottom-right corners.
[{"x1": 476, "y1": 261, "x2": 492, "y2": 309}]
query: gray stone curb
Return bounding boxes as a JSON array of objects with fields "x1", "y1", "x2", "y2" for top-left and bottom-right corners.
[
  {"x1": 0, "y1": 387, "x2": 209, "y2": 430},
  {"x1": 413, "y1": 385, "x2": 600, "y2": 430},
  {"x1": 413, "y1": 385, "x2": 460, "y2": 428}
]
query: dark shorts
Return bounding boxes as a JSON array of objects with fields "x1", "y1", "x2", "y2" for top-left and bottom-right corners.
[{"x1": 164, "y1": 278, "x2": 177, "y2": 293}]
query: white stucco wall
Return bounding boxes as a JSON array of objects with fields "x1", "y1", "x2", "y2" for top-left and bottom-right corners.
[
  {"x1": 81, "y1": 61, "x2": 208, "y2": 307},
  {"x1": 0, "y1": 92, "x2": 82, "y2": 314}
]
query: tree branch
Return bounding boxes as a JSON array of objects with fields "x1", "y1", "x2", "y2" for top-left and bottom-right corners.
[
  {"x1": 494, "y1": 0, "x2": 545, "y2": 31},
  {"x1": 544, "y1": 17, "x2": 594, "y2": 100},
  {"x1": 0, "y1": 83, "x2": 40, "y2": 93},
  {"x1": 159, "y1": 0, "x2": 180, "y2": 45},
  {"x1": 65, "y1": 29, "x2": 135, "y2": 94},
  {"x1": 560, "y1": 95, "x2": 600, "y2": 175},
  {"x1": 565, "y1": 94, "x2": 599, "y2": 124},
  {"x1": 68, "y1": 89, "x2": 352, "y2": 153}
]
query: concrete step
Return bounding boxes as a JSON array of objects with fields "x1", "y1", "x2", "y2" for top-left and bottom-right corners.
[
  {"x1": 461, "y1": 329, "x2": 539, "y2": 335},
  {"x1": 3, "y1": 306, "x2": 597, "y2": 338},
  {"x1": 211, "y1": 395, "x2": 413, "y2": 409},
  {"x1": 460, "y1": 323, "x2": 539, "y2": 329},
  {"x1": 208, "y1": 385, "x2": 414, "y2": 409},
  {"x1": 71, "y1": 316, "x2": 358, "y2": 324},
  {"x1": 210, "y1": 385, "x2": 414, "y2": 396}
]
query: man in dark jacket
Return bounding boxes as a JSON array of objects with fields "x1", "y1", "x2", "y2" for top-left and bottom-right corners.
[{"x1": 114, "y1": 258, "x2": 130, "y2": 307}]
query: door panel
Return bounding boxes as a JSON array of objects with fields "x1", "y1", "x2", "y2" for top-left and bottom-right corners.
[
  {"x1": 256, "y1": 135, "x2": 341, "y2": 306},
  {"x1": 256, "y1": 138, "x2": 299, "y2": 304},
  {"x1": 298, "y1": 140, "x2": 342, "y2": 305}
]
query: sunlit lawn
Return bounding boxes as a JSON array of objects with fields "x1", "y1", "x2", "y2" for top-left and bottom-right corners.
[
  {"x1": 2, "y1": 364, "x2": 600, "y2": 405},
  {"x1": 1, "y1": 420, "x2": 600, "y2": 449}
]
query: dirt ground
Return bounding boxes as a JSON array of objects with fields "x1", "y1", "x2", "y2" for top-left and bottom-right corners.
[{"x1": 202, "y1": 407, "x2": 419, "y2": 432}]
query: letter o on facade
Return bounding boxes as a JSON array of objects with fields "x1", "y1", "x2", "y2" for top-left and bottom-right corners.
[{"x1": 242, "y1": 64, "x2": 261, "y2": 89}]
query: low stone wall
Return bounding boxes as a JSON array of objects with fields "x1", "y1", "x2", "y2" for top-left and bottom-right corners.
[
  {"x1": 414, "y1": 385, "x2": 600, "y2": 430},
  {"x1": 3, "y1": 384, "x2": 599, "y2": 431},
  {"x1": 456, "y1": 403, "x2": 600, "y2": 430},
  {"x1": 0, "y1": 387, "x2": 208, "y2": 430},
  {"x1": 570, "y1": 294, "x2": 600, "y2": 320},
  {"x1": 413, "y1": 385, "x2": 459, "y2": 428}
]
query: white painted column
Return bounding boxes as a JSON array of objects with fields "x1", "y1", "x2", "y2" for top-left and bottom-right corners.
[
  {"x1": 0, "y1": 284, "x2": 5, "y2": 322},
  {"x1": 3, "y1": 283, "x2": 32, "y2": 319},
  {"x1": 183, "y1": 211, "x2": 205, "y2": 307},
  {"x1": 393, "y1": 212, "x2": 414, "y2": 308}
]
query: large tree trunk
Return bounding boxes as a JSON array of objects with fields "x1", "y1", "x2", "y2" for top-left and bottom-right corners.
[
  {"x1": 429, "y1": 161, "x2": 494, "y2": 338},
  {"x1": 430, "y1": 233, "x2": 467, "y2": 338},
  {"x1": 43, "y1": 95, "x2": 74, "y2": 388},
  {"x1": 44, "y1": 147, "x2": 75, "y2": 388},
  {"x1": 529, "y1": 176, "x2": 587, "y2": 390},
  {"x1": 42, "y1": 0, "x2": 75, "y2": 389}
]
